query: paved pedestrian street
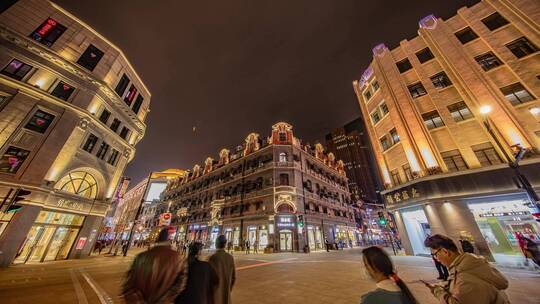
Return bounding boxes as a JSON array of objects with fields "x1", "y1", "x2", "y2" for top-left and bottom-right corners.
[{"x1": 1, "y1": 248, "x2": 539, "y2": 304}]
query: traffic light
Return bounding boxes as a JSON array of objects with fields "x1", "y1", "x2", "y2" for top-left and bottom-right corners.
[
  {"x1": 6, "y1": 189, "x2": 31, "y2": 213},
  {"x1": 297, "y1": 214, "x2": 304, "y2": 228},
  {"x1": 377, "y1": 211, "x2": 387, "y2": 226}
]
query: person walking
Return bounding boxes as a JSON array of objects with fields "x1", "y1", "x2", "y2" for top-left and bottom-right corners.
[
  {"x1": 122, "y1": 228, "x2": 184, "y2": 303},
  {"x1": 432, "y1": 256, "x2": 448, "y2": 280},
  {"x1": 209, "y1": 235, "x2": 236, "y2": 304},
  {"x1": 227, "y1": 240, "x2": 233, "y2": 253},
  {"x1": 175, "y1": 242, "x2": 219, "y2": 304},
  {"x1": 459, "y1": 238, "x2": 475, "y2": 254},
  {"x1": 244, "y1": 240, "x2": 250, "y2": 254},
  {"x1": 424, "y1": 234, "x2": 509, "y2": 304},
  {"x1": 359, "y1": 246, "x2": 418, "y2": 304},
  {"x1": 324, "y1": 239, "x2": 330, "y2": 252},
  {"x1": 253, "y1": 240, "x2": 258, "y2": 254}
]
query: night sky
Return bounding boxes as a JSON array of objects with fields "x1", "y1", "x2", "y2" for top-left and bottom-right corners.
[{"x1": 56, "y1": 0, "x2": 478, "y2": 184}]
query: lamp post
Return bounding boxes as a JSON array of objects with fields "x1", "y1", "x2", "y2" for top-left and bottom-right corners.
[{"x1": 480, "y1": 105, "x2": 540, "y2": 212}]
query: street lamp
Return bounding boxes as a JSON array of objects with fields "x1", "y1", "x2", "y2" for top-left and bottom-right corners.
[{"x1": 480, "y1": 105, "x2": 540, "y2": 212}]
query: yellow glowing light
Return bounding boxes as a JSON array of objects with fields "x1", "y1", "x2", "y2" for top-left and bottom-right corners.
[
  {"x1": 34, "y1": 79, "x2": 45, "y2": 88},
  {"x1": 420, "y1": 147, "x2": 438, "y2": 168},
  {"x1": 404, "y1": 149, "x2": 421, "y2": 172},
  {"x1": 529, "y1": 107, "x2": 540, "y2": 115},
  {"x1": 479, "y1": 105, "x2": 492, "y2": 115}
]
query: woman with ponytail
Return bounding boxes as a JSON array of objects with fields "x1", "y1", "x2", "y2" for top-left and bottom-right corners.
[{"x1": 360, "y1": 246, "x2": 418, "y2": 304}]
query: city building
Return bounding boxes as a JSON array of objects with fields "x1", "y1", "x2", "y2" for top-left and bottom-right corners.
[
  {"x1": 160, "y1": 122, "x2": 357, "y2": 252},
  {"x1": 353, "y1": 0, "x2": 540, "y2": 263},
  {"x1": 325, "y1": 117, "x2": 383, "y2": 203},
  {"x1": 0, "y1": 0, "x2": 151, "y2": 266}
]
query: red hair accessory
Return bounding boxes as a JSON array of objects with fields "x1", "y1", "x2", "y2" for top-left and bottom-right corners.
[{"x1": 390, "y1": 273, "x2": 401, "y2": 282}]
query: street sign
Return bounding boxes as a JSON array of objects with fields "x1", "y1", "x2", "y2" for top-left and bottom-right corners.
[{"x1": 159, "y1": 212, "x2": 172, "y2": 226}]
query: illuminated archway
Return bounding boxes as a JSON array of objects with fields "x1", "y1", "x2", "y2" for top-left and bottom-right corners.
[{"x1": 55, "y1": 171, "x2": 98, "y2": 199}]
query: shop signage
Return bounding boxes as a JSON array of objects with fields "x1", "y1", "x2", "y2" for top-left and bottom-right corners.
[
  {"x1": 75, "y1": 237, "x2": 87, "y2": 250},
  {"x1": 276, "y1": 216, "x2": 295, "y2": 228},
  {"x1": 55, "y1": 199, "x2": 86, "y2": 211},
  {"x1": 248, "y1": 226, "x2": 257, "y2": 231},
  {"x1": 212, "y1": 226, "x2": 219, "y2": 232},
  {"x1": 479, "y1": 211, "x2": 529, "y2": 217},
  {"x1": 384, "y1": 187, "x2": 420, "y2": 205},
  {"x1": 159, "y1": 212, "x2": 172, "y2": 226}
]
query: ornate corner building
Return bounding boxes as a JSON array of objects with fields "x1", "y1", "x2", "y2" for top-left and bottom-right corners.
[
  {"x1": 0, "y1": 0, "x2": 150, "y2": 266},
  {"x1": 353, "y1": 0, "x2": 540, "y2": 262},
  {"x1": 160, "y1": 123, "x2": 357, "y2": 252}
]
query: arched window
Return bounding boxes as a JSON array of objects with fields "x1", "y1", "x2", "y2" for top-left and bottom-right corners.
[
  {"x1": 279, "y1": 152, "x2": 287, "y2": 163},
  {"x1": 55, "y1": 171, "x2": 98, "y2": 199}
]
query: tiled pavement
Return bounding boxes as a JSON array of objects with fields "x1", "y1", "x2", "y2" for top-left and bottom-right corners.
[{"x1": 1, "y1": 247, "x2": 539, "y2": 303}]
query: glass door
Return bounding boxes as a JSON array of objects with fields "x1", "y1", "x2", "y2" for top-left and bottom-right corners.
[
  {"x1": 27, "y1": 226, "x2": 56, "y2": 263},
  {"x1": 14, "y1": 225, "x2": 45, "y2": 264},
  {"x1": 43, "y1": 227, "x2": 69, "y2": 261},
  {"x1": 279, "y1": 230, "x2": 292, "y2": 252},
  {"x1": 56, "y1": 228, "x2": 79, "y2": 260}
]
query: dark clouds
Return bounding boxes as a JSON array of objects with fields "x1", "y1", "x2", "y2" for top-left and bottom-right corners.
[{"x1": 56, "y1": 0, "x2": 478, "y2": 183}]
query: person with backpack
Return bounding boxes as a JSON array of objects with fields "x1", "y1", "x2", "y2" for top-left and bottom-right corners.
[
  {"x1": 359, "y1": 246, "x2": 418, "y2": 304},
  {"x1": 424, "y1": 234, "x2": 509, "y2": 304}
]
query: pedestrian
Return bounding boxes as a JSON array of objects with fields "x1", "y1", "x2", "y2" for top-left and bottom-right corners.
[
  {"x1": 523, "y1": 235, "x2": 540, "y2": 267},
  {"x1": 175, "y1": 242, "x2": 219, "y2": 304},
  {"x1": 459, "y1": 238, "x2": 475, "y2": 253},
  {"x1": 122, "y1": 228, "x2": 185, "y2": 303},
  {"x1": 209, "y1": 235, "x2": 236, "y2": 304},
  {"x1": 227, "y1": 240, "x2": 233, "y2": 253},
  {"x1": 432, "y1": 256, "x2": 448, "y2": 280},
  {"x1": 253, "y1": 240, "x2": 258, "y2": 254},
  {"x1": 359, "y1": 246, "x2": 418, "y2": 304},
  {"x1": 423, "y1": 234, "x2": 509, "y2": 303},
  {"x1": 324, "y1": 239, "x2": 330, "y2": 252},
  {"x1": 516, "y1": 232, "x2": 529, "y2": 264},
  {"x1": 349, "y1": 239, "x2": 353, "y2": 248},
  {"x1": 245, "y1": 240, "x2": 250, "y2": 254}
]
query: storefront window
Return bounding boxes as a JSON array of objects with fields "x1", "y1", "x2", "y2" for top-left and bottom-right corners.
[
  {"x1": 34, "y1": 211, "x2": 84, "y2": 226},
  {"x1": 468, "y1": 199, "x2": 540, "y2": 259},
  {"x1": 0, "y1": 211, "x2": 15, "y2": 237},
  {"x1": 401, "y1": 208, "x2": 431, "y2": 255}
]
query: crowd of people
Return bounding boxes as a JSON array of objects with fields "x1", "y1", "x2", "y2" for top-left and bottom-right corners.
[{"x1": 120, "y1": 228, "x2": 535, "y2": 304}]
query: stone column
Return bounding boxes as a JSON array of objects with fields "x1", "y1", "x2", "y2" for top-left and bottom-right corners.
[
  {"x1": 0, "y1": 204, "x2": 41, "y2": 267},
  {"x1": 69, "y1": 215, "x2": 102, "y2": 259},
  {"x1": 392, "y1": 210, "x2": 414, "y2": 256},
  {"x1": 433, "y1": 201, "x2": 493, "y2": 261},
  {"x1": 423, "y1": 203, "x2": 448, "y2": 236}
]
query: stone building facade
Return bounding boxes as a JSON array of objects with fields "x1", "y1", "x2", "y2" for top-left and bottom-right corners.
[
  {"x1": 353, "y1": 0, "x2": 540, "y2": 263},
  {"x1": 0, "y1": 0, "x2": 150, "y2": 266},
  {"x1": 160, "y1": 123, "x2": 357, "y2": 252}
]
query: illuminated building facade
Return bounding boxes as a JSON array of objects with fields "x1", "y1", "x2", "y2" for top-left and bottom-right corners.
[
  {"x1": 0, "y1": 0, "x2": 150, "y2": 266},
  {"x1": 353, "y1": 0, "x2": 540, "y2": 263},
  {"x1": 161, "y1": 123, "x2": 357, "y2": 252}
]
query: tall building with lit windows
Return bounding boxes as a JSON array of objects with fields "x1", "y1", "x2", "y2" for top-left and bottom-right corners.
[
  {"x1": 0, "y1": 0, "x2": 150, "y2": 266},
  {"x1": 353, "y1": 0, "x2": 540, "y2": 264}
]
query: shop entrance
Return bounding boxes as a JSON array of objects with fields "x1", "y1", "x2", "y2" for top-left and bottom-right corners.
[
  {"x1": 258, "y1": 228, "x2": 268, "y2": 250},
  {"x1": 279, "y1": 230, "x2": 293, "y2": 252},
  {"x1": 468, "y1": 199, "x2": 540, "y2": 260},
  {"x1": 14, "y1": 211, "x2": 83, "y2": 264},
  {"x1": 307, "y1": 226, "x2": 322, "y2": 250},
  {"x1": 401, "y1": 208, "x2": 431, "y2": 255}
]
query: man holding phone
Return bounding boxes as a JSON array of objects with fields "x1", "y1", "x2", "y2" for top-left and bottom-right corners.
[{"x1": 423, "y1": 234, "x2": 509, "y2": 304}]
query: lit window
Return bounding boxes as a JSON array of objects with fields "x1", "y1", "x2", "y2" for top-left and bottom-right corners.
[
  {"x1": 82, "y1": 134, "x2": 98, "y2": 153},
  {"x1": 500, "y1": 83, "x2": 535, "y2": 106},
  {"x1": 1, "y1": 59, "x2": 32, "y2": 81},
  {"x1": 279, "y1": 152, "x2": 287, "y2": 163},
  {"x1": 54, "y1": 171, "x2": 97, "y2": 199},
  {"x1": 371, "y1": 110, "x2": 381, "y2": 124},
  {"x1": 24, "y1": 110, "x2": 55, "y2": 133},
  {"x1": 448, "y1": 101, "x2": 473, "y2": 122},
  {"x1": 416, "y1": 48, "x2": 434, "y2": 64},
  {"x1": 77, "y1": 44, "x2": 104, "y2": 71},
  {"x1": 481, "y1": 12, "x2": 509, "y2": 31},
  {"x1": 96, "y1": 142, "x2": 110, "y2": 160},
  {"x1": 396, "y1": 58, "x2": 412, "y2": 73},
  {"x1": 475, "y1": 52, "x2": 502, "y2": 71},
  {"x1": 30, "y1": 18, "x2": 66, "y2": 47},
  {"x1": 506, "y1": 37, "x2": 538, "y2": 58},
  {"x1": 441, "y1": 150, "x2": 468, "y2": 172},
  {"x1": 380, "y1": 136, "x2": 391, "y2": 151},
  {"x1": 114, "y1": 74, "x2": 130, "y2": 97},
  {"x1": 430, "y1": 72, "x2": 452, "y2": 89},
  {"x1": 390, "y1": 128, "x2": 400, "y2": 144},
  {"x1": 408, "y1": 82, "x2": 427, "y2": 98},
  {"x1": 50, "y1": 81, "x2": 75, "y2": 101},
  {"x1": 0, "y1": 146, "x2": 30, "y2": 174},
  {"x1": 99, "y1": 109, "x2": 111, "y2": 124},
  {"x1": 422, "y1": 111, "x2": 445, "y2": 130},
  {"x1": 455, "y1": 27, "x2": 478, "y2": 44},
  {"x1": 123, "y1": 84, "x2": 138, "y2": 106}
]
